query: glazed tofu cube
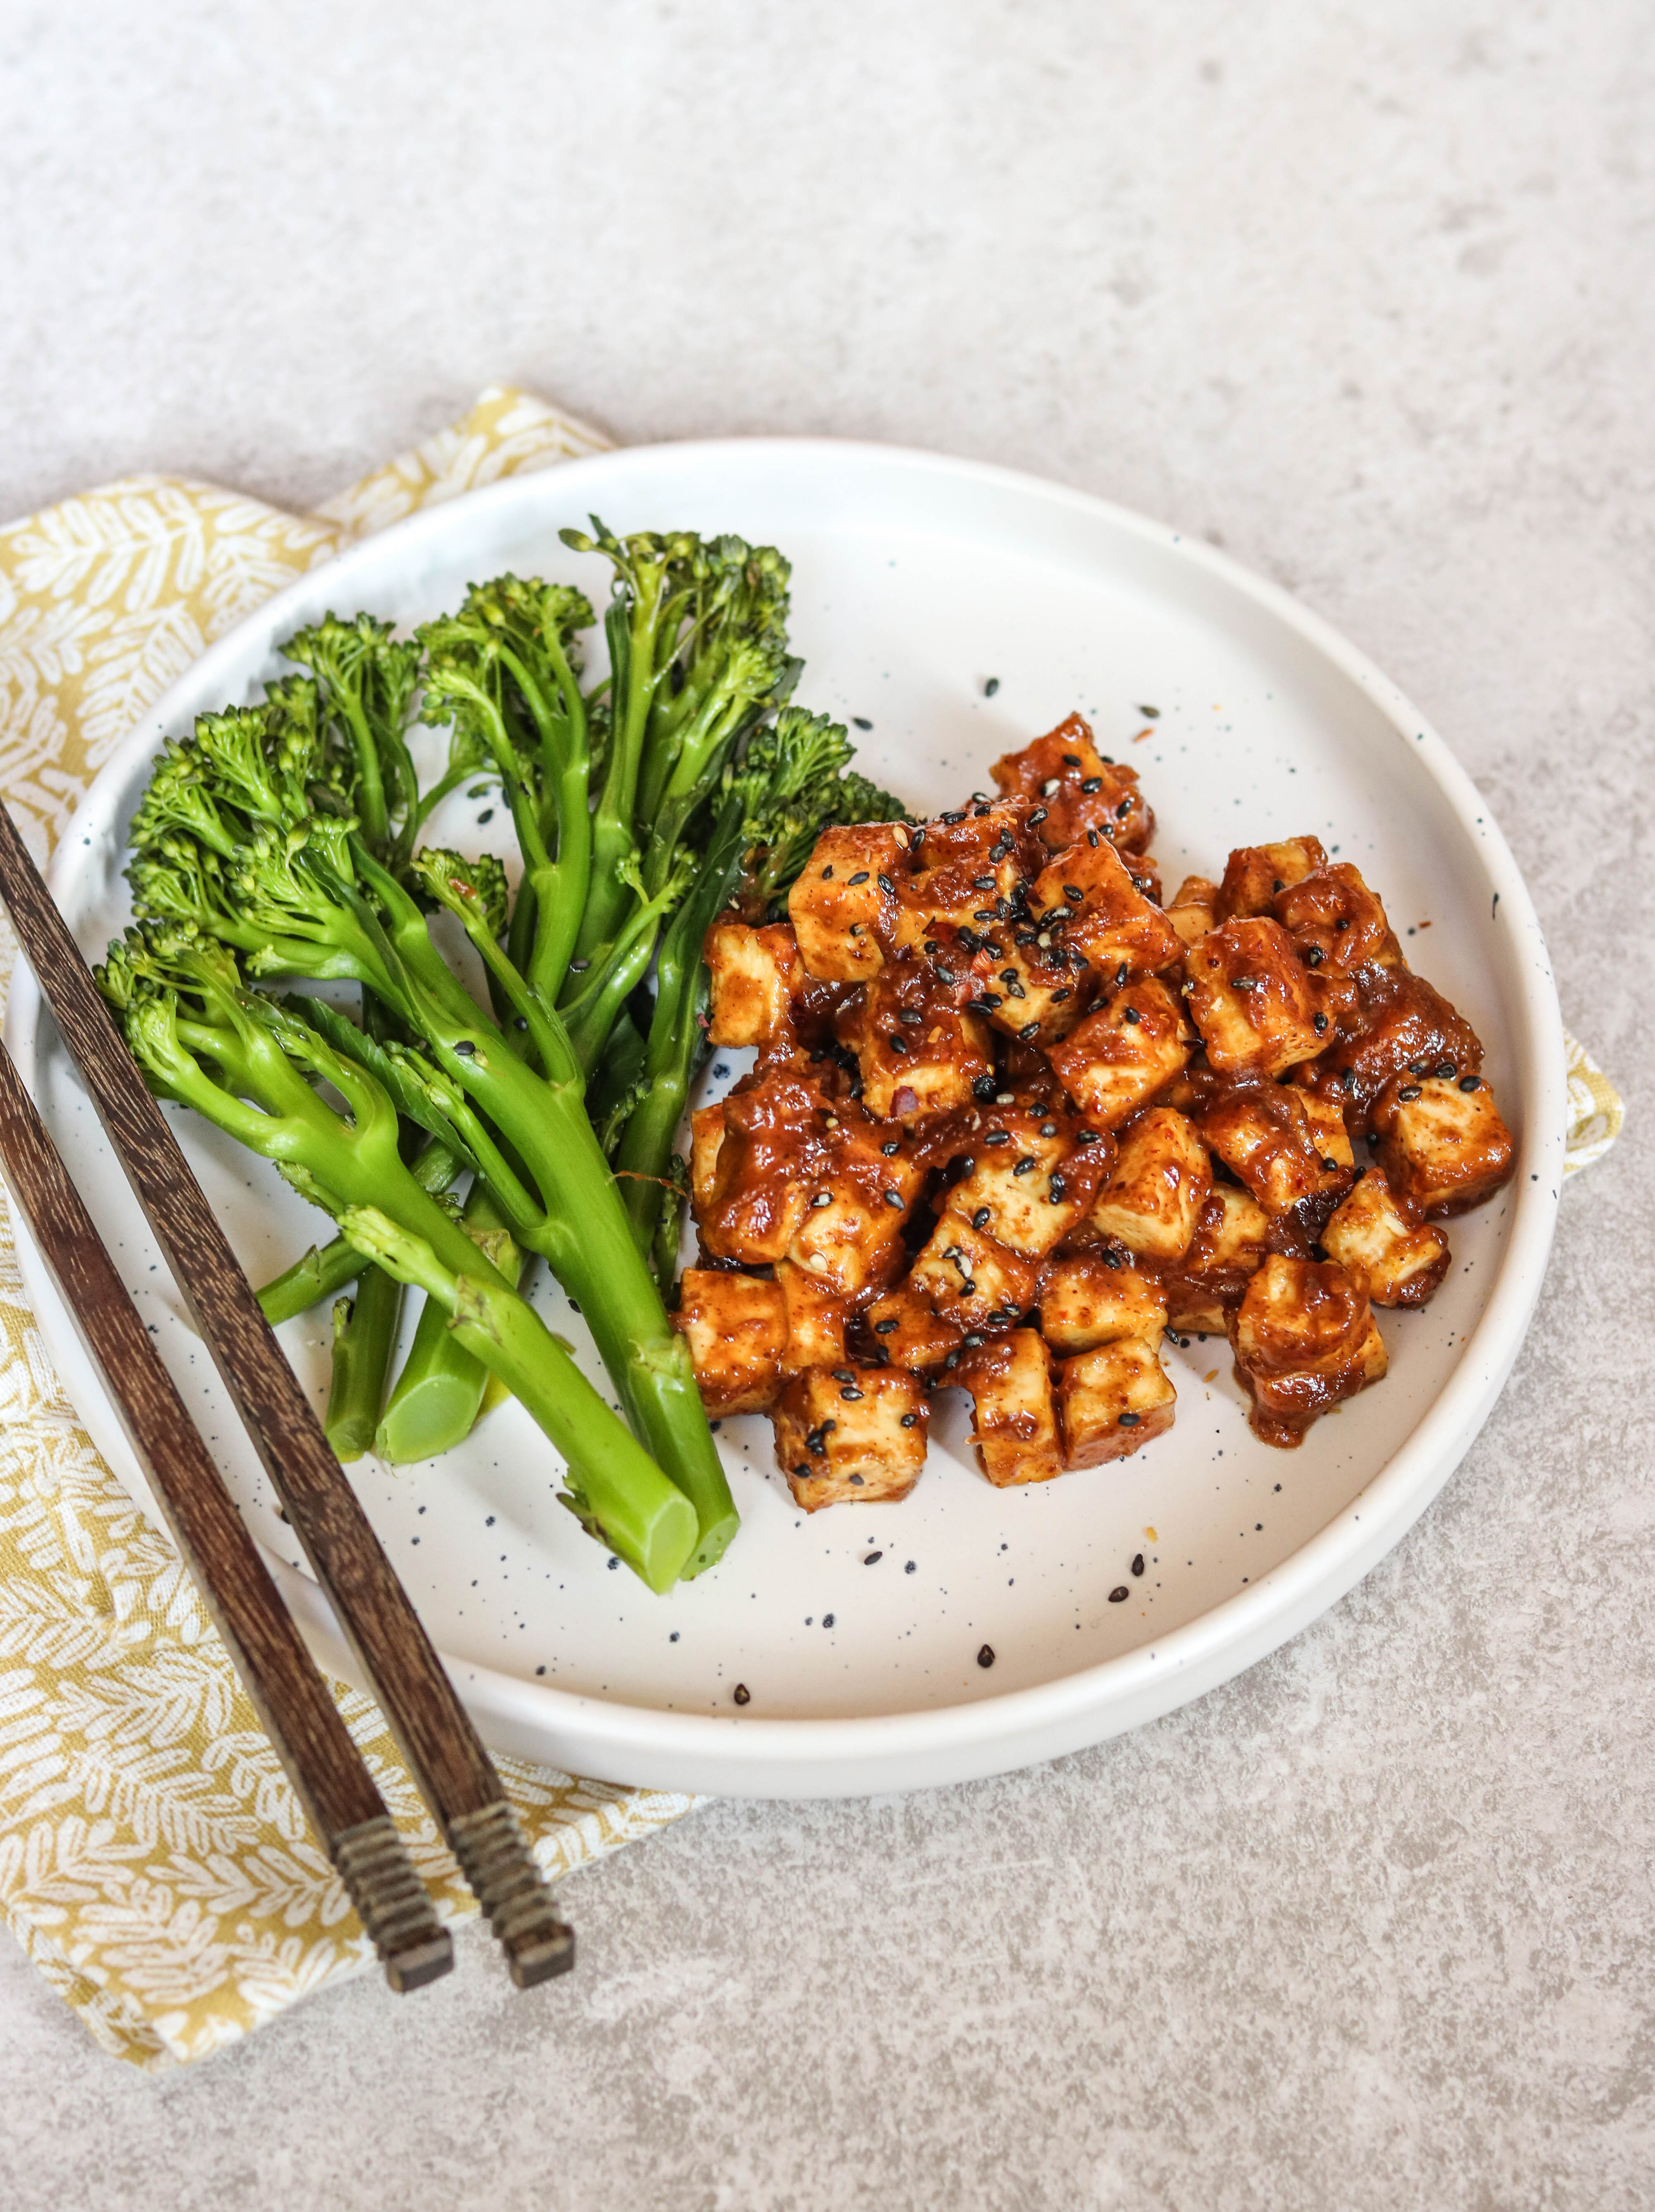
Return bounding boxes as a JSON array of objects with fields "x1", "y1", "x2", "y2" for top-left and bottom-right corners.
[
  {"x1": 772, "y1": 1366, "x2": 929, "y2": 1509},
  {"x1": 1374, "y1": 1074, "x2": 1515, "y2": 1216},
  {"x1": 1216, "y1": 836, "x2": 1328, "y2": 921},
  {"x1": 990, "y1": 714, "x2": 1155, "y2": 852},
  {"x1": 1184, "y1": 917, "x2": 1324, "y2": 1076},
  {"x1": 907, "y1": 1215, "x2": 1039, "y2": 1331},
  {"x1": 944, "y1": 1113, "x2": 1112, "y2": 1258},
  {"x1": 970, "y1": 929, "x2": 1092, "y2": 1047},
  {"x1": 836, "y1": 960, "x2": 993, "y2": 1122},
  {"x1": 1046, "y1": 978, "x2": 1191, "y2": 1127},
  {"x1": 704, "y1": 920, "x2": 803, "y2": 1047},
  {"x1": 786, "y1": 1122, "x2": 923, "y2": 1299},
  {"x1": 957, "y1": 1330, "x2": 1064, "y2": 1486},
  {"x1": 1037, "y1": 1251, "x2": 1167, "y2": 1354},
  {"x1": 1199, "y1": 1083, "x2": 1353, "y2": 1215},
  {"x1": 1059, "y1": 1339, "x2": 1177, "y2": 1467},
  {"x1": 1228, "y1": 1255, "x2": 1388, "y2": 1446},
  {"x1": 775, "y1": 1258, "x2": 849, "y2": 1369},
  {"x1": 1166, "y1": 875, "x2": 1219, "y2": 949},
  {"x1": 1321, "y1": 1170, "x2": 1451, "y2": 1307},
  {"x1": 1273, "y1": 862, "x2": 1403, "y2": 976},
  {"x1": 788, "y1": 824, "x2": 907, "y2": 980},
  {"x1": 691, "y1": 1103, "x2": 727, "y2": 1214},
  {"x1": 864, "y1": 1283, "x2": 964, "y2": 1373},
  {"x1": 674, "y1": 1270, "x2": 788, "y2": 1415},
  {"x1": 1085, "y1": 1107, "x2": 1213, "y2": 1261},
  {"x1": 893, "y1": 800, "x2": 1031, "y2": 949},
  {"x1": 697, "y1": 1069, "x2": 825, "y2": 1263},
  {"x1": 1032, "y1": 835, "x2": 1183, "y2": 978},
  {"x1": 1162, "y1": 1184, "x2": 1271, "y2": 1331},
  {"x1": 1298, "y1": 972, "x2": 1484, "y2": 1135}
]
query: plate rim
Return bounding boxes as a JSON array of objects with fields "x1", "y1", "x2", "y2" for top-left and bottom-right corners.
[{"x1": 4, "y1": 434, "x2": 1567, "y2": 1797}]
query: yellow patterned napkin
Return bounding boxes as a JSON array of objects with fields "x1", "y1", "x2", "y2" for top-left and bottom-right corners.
[
  {"x1": 0, "y1": 390, "x2": 1626, "y2": 2068},
  {"x1": 0, "y1": 389, "x2": 693, "y2": 2070}
]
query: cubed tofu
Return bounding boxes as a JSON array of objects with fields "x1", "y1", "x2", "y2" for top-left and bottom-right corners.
[
  {"x1": 907, "y1": 1214, "x2": 1040, "y2": 1331},
  {"x1": 1059, "y1": 1339, "x2": 1177, "y2": 1467},
  {"x1": 1273, "y1": 862, "x2": 1403, "y2": 976},
  {"x1": 836, "y1": 959, "x2": 993, "y2": 1122},
  {"x1": 1228, "y1": 1255, "x2": 1388, "y2": 1446},
  {"x1": 697, "y1": 1069, "x2": 828, "y2": 1263},
  {"x1": 1374, "y1": 1073, "x2": 1515, "y2": 1216},
  {"x1": 787, "y1": 824, "x2": 907, "y2": 980},
  {"x1": 967, "y1": 927, "x2": 1093, "y2": 1046},
  {"x1": 864, "y1": 1283, "x2": 964, "y2": 1372},
  {"x1": 1199, "y1": 1083, "x2": 1353, "y2": 1216},
  {"x1": 1161, "y1": 1184, "x2": 1271, "y2": 1331},
  {"x1": 1166, "y1": 874, "x2": 1220, "y2": 949},
  {"x1": 1084, "y1": 1107, "x2": 1213, "y2": 1261},
  {"x1": 691, "y1": 1103, "x2": 727, "y2": 1214},
  {"x1": 1032, "y1": 834, "x2": 1183, "y2": 978},
  {"x1": 1037, "y1": 1251, "x2": 1167, "y2": 1353},
  {"x1": 943, "y1": 1112, "x2": 1113, "y2": 1257},
  {"x1": 990, "y1": 714, "x2": 1155, "y2": 852},
  {"x1": 956, "y1": 1330, "x2": 1064, "y2": 1486},
  {"x1": 775, "y1": 1258, "x2": 849, "y2": 1369},
  {"x1": 772, "y1": 1366, "x2": 929, "y2": 1509},
  {"x1": 785, "y1": 1117, "x2": 925, "y2": 1299},
  {"x1": 704, "y1": 920, "x2": 803, "y2": 1047},
  {"x1": 893, "y1": 800, "x2": 1032, "y2": 949},
  {"x1": 674, "y1": 1270, "x2": 788, "y2": 1415},
  {"x1": 1296, "y1": 971, "x2": 1483, "y2": 1135},
  {"x1": 1321, "y1": 1170, "x2": 1450, "y2": 1306},
  {"x1": 1216, "y1": 836, "x2": 1329, "y2": 921},
  {"x1": 1184, "y1": 916, "x2": 1324, "y2": 1076},
  {"x1": 1046, "y1": 977, "x2": 1191, "y2": 1128}
]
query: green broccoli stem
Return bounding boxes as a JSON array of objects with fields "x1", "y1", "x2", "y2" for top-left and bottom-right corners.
[
  {"x1": 326, "y1": 851, "x2": 737, "y2": 1572},
  {"x1": 376, "y1": 1182, "x2": 523, "y2": 1465},
  {"x1": 324, "y1": 1267, "x2": 403, "y2": 1461},
  {"x1": 256, "y1": 1133, "x2": 465, "y2": 1323},
  {"x1": 614, "y1": 800, "x2": 746, "y2": 1256},
  {"x1": 434, "y1": 1039, "x2": 738, "y2": 1576},
  {"x1": 575, "y1": 593, "x2": 665, "y2": 961},
  {"x1": 337, "y1": 1206, "x2": 696, "y2": 1594}
]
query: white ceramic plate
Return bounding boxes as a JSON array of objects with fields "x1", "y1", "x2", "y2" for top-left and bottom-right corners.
[{"x1": 4, "y1": 441, "x2": 1565, "y2": 1797}]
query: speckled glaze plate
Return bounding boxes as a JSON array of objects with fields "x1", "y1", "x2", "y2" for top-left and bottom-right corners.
[{"x1": 3, "y1": 441, "x2": 1566, "y2": 1797}]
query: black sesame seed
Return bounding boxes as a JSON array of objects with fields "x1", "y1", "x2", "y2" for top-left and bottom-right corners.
[
  {"x1": 1459, "y1": 1074, "x2": 1483, "y2": 1093},
  {"x1": 906, "y1": 1558, "x2": 918, "y2": 1572},
  {"x1": 847, "y1": 870, "x2": 871, "y2": 886},
  {"x1": 941, "y1": 810, "x2": 964, "y2": 825},
  {"x1": 1051, "y1": 987, "x2": 1072, "y2": 1002},
  {"x1": 878, "y1": 872, "x2": 895, "y2": 895},
  {"x1": 985, "y1": 677, "x2": 1000, "y2": 696},
  {"x1": 864, "y1": 1551, "x2": 883, "y2": 1565},
  {"x1": 977, "y1": 1644, "x2": 996, "y2": 1668},
  {"x1": 1304, "y1": 947, "x2": 1323, "y2": 968},
  {"x1": 1118, "y1": 1410, "x2": 1141, "y2": 1425},
  {"x1": 823, "y1": 1613, "x2": 836, "y2": 1626},
  {"x1": 899, "y1": 1411, "x2": 919, "y2": 1426},
  {"x1": 848, "y1": 1474, "x2": 865, "y2": 1486},
  {"x1": 1087, "y1": 828, "x2": 1100, "y2": 847},
  {"x1": 1063, "y1": 884, "x2": 1084, "y2": 904},
  {"x1": 883, "y1": 1189, "x2": 904, "y2": 1208},
  {"x1": 1049, "y1": 1173, "x2": 1067, "y2": 1201},
  {"x1": 1131, "y1": 1553, "x2": 1145, "y2": 1576},
  {"x1": 986, "y1": 1129, "x2": 1011, "y2": 1146},
  {"x1": 1436, "y1": 1061, "x2": 1457, "y2": 1080},
  {"x1": 1020, "y1": 1021, "x2": 1041, "y2": 1040},
  {"x1": 821, "y1": 864, "x2": 834, "y2": 879},
  {"x1": 1013, "y1": 1155, "x2": 1037, "y2": 1176},
  {"x1": 1313, "y1": 1011, "x2": 1329, "y2": 1034},
  {"x1": 1121, "y1": 1006, "x2": 1140, "y2": 1026},
  {"x1": 1027, "y1": 805, "x2": 1048, "y2": 826},
  {"x1": 1116, "y1": 799, "x2": 1132, "y2": 818},
  {"x1": 733, "y1": 1683, "x2": 751, "y2": 1705},
  {"x1": 454, "y1": 1039, "x2": 476, "y2": 1056},
  {"x1": 1398, "y1": 1084, "x2": 1422, "y2": 1102},
  {"x1": 959, "y1": 1280, "x2": 978, "y2": 1297},
  {"x1": 874, "y1": 1316, "x2": 899, "y2": 1334},
  {"x1": 898, "y1": 1006, "x2": 923, "y2": 1026},
  {"x1": 972, "y1": 1206, "x2": 992, "y2": 1229},
  {"x1": 1080, "y1": 776, "x2": 1103, "y2": 793},
  {"x1": 963, "y1": 1331, "x2": 984, "y2": 1347},
  {"x1": 1322, "y1": 1156, "x2": 1339, "y2": 1172},
  {"x1": 1108, "y1": 1585, "x2": 1129, "y2": 1603}
]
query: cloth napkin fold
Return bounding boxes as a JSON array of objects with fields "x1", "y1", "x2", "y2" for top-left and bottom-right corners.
[{"x1": 0, "y1": 389, "x2": 1626, "y2": 2069}]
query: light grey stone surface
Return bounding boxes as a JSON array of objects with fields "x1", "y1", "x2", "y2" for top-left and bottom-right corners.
[{"x1": 2, "y1": 1, "x2": 1650, "y2": 2204}]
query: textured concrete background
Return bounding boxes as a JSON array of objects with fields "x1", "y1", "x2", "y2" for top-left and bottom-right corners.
[{"x1": 2, "y1": 1, "x2": 1651, "y2": 2204}]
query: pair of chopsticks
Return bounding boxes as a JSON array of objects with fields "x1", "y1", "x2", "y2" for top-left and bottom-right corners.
[{"x1": 0, "y1": 802, "x2": 573, "y2": 1994}]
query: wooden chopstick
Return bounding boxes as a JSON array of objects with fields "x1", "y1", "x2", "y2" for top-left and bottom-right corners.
[
  {"x1": 0, "y1": 802, "x2": 573, "y2": 1989},
  {"x1": 0, "y1": 1031, "x2": 453, "y2": 1992}
]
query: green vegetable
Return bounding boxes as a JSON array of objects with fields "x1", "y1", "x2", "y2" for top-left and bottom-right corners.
[{"x1": 98, "y1": 927, "x2": 695, "y2": 1590}]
